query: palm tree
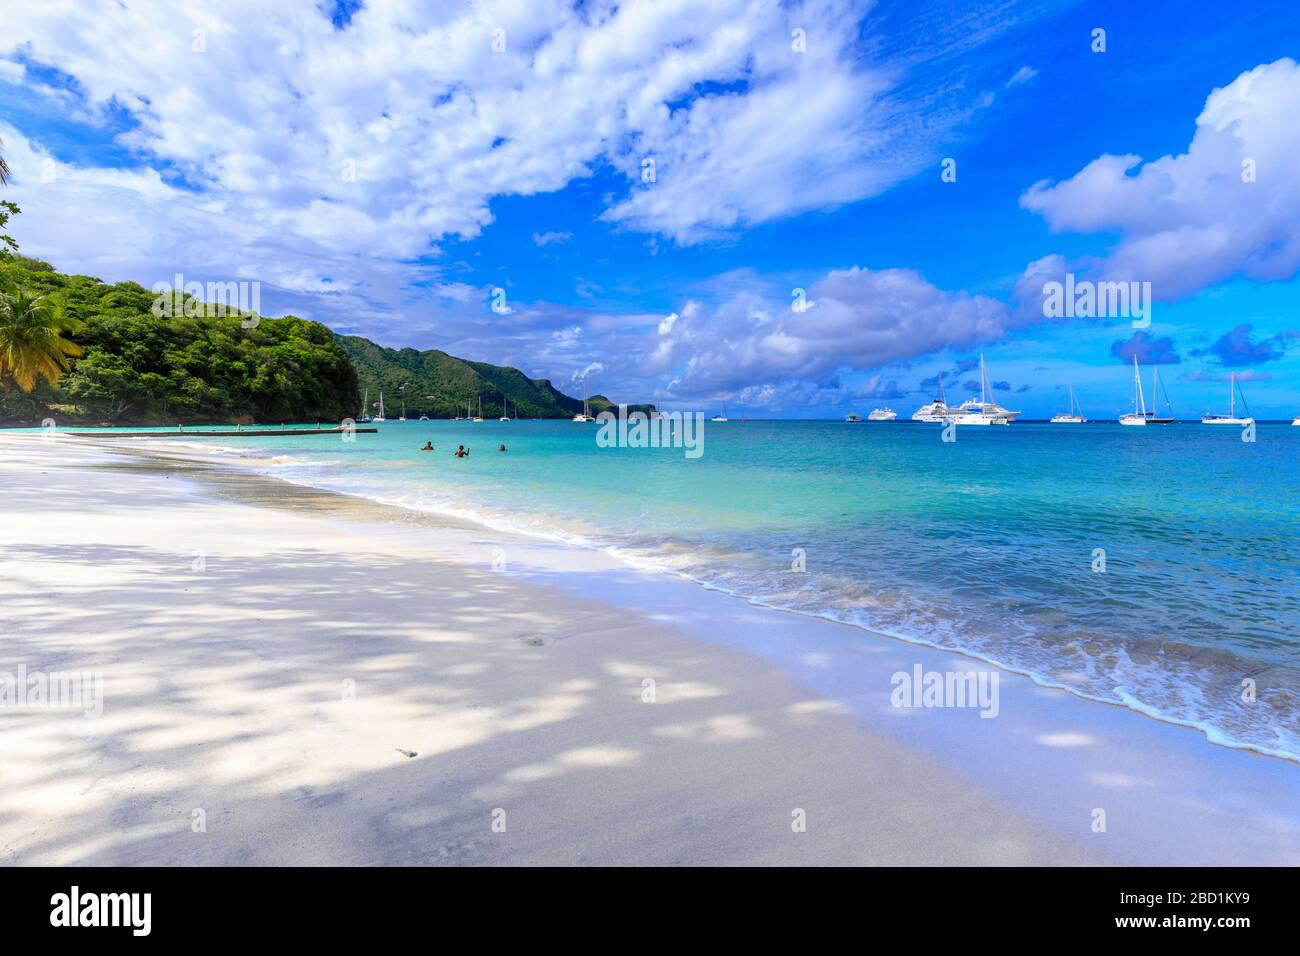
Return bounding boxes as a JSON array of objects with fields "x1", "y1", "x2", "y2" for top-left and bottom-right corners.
[
  {"x1": 0, "y1": 289, "x2": 83, "y2": 393},
  {"x1": 0, "y1": 137, "x2": 10, "y2": 186}
]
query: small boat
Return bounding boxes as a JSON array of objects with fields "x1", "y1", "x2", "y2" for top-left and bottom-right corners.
[
  {"x1": 844, "y1": 412, "x2": 861, "y2": 423},
  {"x1": 359, "y1": 388, "x2": 373, "y2": 423},
  {"x1": 945, "y1": 355, "x2": 1019, "y2": 425},
  {"x1": 373, "y1": 391, "x2": 386, "y2": 423},
  {"x1": 912, "y1": 373, "x2": 951, "y2": 423},
  {"x1": 499, "y1": 397, "x2": 512, "y2": 422},
  {"x1": 711, "y1": 400, "x2": 729, "y2": 422},
  {"x1": 399, "y1": 402, "x2": 407, "y2": 423},
  {"x1": 1293, "y1": 417, "x2": 1300, "y2": 427},
  {"x1": 419, "y1": 414, "x2": 429, "y2": 421},
  {"x1": 868, "y1": 408, "x2": 896, "y2": 422},
  {"x1": 1050, "y1": 382, "x2": 1086, "y2": 423},
  {"x1": 472, "y1": 396, "x2": 484, "y2": 423},
  {"x1": 1201, "y1": 372, "x2": 1253, "y2": 426}
]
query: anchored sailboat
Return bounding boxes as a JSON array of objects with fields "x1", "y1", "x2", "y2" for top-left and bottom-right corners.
[
  {"x1": 1119, "y1": 356, "x2": 1174, "y2": 425},
  {"x1": 711, "y1": 401, "x2": 728, "y2": 422},
  {"x1": 1201, "y1": 372, "x2": 1253, "y2": 425},
  {"x1": 500, "y1": 397, "x2": 511, "y2": 422},
  {"x1": 1050, "y1": 382, "x2": 1086, "y2": 423},
  {"x1": 573, "y1": 380, "x2": 594, "y2": 422},
  {"x1": 373, "y1": 390, "x2": 386, "y2": 422},
  {"x1": 945, "y1": 355, "x2": 1019, "y2": 425},
  {"x1": 472, "y1": 395, "x2": 484, "y2": 422}
]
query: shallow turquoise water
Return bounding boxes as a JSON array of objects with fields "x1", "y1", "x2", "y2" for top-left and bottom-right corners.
[{"x1": 62, "y1": 419, "x2": 1300, "y2": 759}]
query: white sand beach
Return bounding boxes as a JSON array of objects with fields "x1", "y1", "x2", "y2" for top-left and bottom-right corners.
[{"x1": 1, "y1": 433, "x2": 1296, "y2": 866}]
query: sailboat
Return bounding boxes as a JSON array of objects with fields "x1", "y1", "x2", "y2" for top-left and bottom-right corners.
[
  {"x1": 912, "y1": 372, "x2": 952, "y2": 422},
  {"x1": 499, "y1": 397, "x2": 511, "y2": 422},
  {"x1": 1119, "y1": 356, "x2": 1174, "y2": 425},
  {"x1": 946, "y1": 355, "x2": 1019, "y2": 425},
  {"x1": 1201, "y1": 372, "x2": 1253, "y2": 425},
  {"x1": 472, "y1": 396, "x2": 484, "y2": 423},
  {"x1": 711, "y1": 401, "x2": 728, "y2": 422},
  {"x1": 1050, "y1": 382, "x2": 1086, "y2": 423},
  {"x1": 399, "y1": 401, "x2": 407, "y2": 422},
  {"x1": 373, "y1": 390, "x2": 386, "y2": 422},
  {"x1": 573, "y1": 381, "x2": 594, "y2": 422},
  {"x1": 359, "y1": 388, "x2": 373, "y2": 423}
]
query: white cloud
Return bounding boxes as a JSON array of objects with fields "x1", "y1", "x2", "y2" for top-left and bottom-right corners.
[
  {"x1": 1006, "y1": 65, "x2": 1037, "y2": 87},
  {"x1": 638, "y1": 266, "x2": 1011, "y2": 396},
  {"x1": 1020, "y1": 58, "x2": 1300, "y2": 300},
  {"x1": 532, "y1": 231, "x2": 571, "y2": 247}
]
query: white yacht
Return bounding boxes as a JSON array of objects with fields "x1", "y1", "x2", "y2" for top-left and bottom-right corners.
[
  {"x1": 1293, "y1": 416, "x2": 1300, "y2": 427},
  {"x1": 1050, "y1": 382, "x2": 1086, "y2": 423},
  {"x1": 945, "y1": 355, "x2": 1019, "y2": 425},
  {"x1": 399, "y1": 402, "x2": 407, "y2": 423},
  {"x1": 844, "y1": 412, "x2": 861, "y2": 423},
  {"x1": 418, "y1": 413, "x2": 429, "y2": 421},
  {"x1": 911, "y1": 372, "x2": 951, "y2": 423},
  {"x1": 1201, "y1": 372, "x2": 1253, "y2": 426},
  {"x1": 1119, "y1": 357, "x2": 1174, "y2": 425},
  {"x1": 499, "y1": 397, "x2": 512, "y2": 422},
  {"x1": 359, "y1": 388, "x2": 373, "y2": 423},
  {"x1": 711, "y1": 401, "x2": 729, "y2": 422},
  {"x1": 373, "y1": 391, "x2": 386, "y2": 422},
  {"x1": 573, "y1": 383, "x2": 595, "y2": 422},
  {"x1": 472, "y1": 396, "x2": 484, "y2": 423},
  {"x1": 868, "y1": 408, "x2": 897, "y2": 422}
]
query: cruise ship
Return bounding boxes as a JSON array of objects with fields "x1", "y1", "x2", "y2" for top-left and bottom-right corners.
[{"x1": 868, "y1": 408, "x2": 897, "y2": 421}]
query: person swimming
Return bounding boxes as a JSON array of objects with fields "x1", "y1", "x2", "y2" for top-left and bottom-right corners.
[
  {"x1": 454, "y1": 445, "x2": 467, "y2": 458},
  {"x1": 420, "y1": 441, "x2": 434, "y2": 451},
  {"x1": 498, "y1": 444, "x2": 507, "y2": 452}
]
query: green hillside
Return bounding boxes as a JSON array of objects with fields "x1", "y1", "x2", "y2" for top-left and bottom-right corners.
[
  {"x1": 0, "y1": 256, "x2": 357, "y2": 425},
  {"x1": 0, "y1": 253, "x2": 653, "y2": 425},
  {"x1": 337, "y1": 334, "x2": 655, "y2": 419}
]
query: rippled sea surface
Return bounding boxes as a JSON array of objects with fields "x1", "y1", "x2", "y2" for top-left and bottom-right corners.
[{"x1": 76, "y1": 419, "x2": 1300, "y2": 759}]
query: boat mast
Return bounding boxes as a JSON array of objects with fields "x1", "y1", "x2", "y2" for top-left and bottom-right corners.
[
  {"x1": 1134, "y1": 356, "x2": 1146, "y2": 415},
  {"x1": 1230, "y1": 372, "x2": 1235, "y2": 418}
]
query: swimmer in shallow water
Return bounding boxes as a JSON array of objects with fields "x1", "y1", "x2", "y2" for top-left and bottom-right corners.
[
  {"x1": 420, "y1": 441, "x2": 433, "y2": 451},
  {"x1": 454, "y1": 445, "x2": 468, "y2": 458},
  {"x1": 499, "y1": 444, "x2": 507, "y2": 452}
]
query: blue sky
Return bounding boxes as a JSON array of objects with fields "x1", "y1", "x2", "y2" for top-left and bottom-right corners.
[{"x1": 2, "y1": 0, "x2": 1298, "y2": 417}]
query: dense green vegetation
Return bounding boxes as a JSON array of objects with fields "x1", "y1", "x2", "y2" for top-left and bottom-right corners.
[
  {"x1": 339, "y1": 335, "x2": 655, "y2": 419},
  {"x1": 0, "y1": 256, "x2": 358, "y2": 425}
]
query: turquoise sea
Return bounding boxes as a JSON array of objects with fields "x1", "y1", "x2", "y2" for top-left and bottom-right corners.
[{"x1": 64, "y1": 419, "x2": 1300, "y2": 760}]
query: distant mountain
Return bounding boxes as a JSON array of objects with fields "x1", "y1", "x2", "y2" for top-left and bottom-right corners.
[{"x1": 336, "y1": 335, "x2": 655, "y2": 419}]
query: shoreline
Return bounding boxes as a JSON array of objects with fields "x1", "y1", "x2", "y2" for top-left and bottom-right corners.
[
  {"x1": 121, "y1": 428, "x2": 1300, "y2": 767},
  {"x1": 2, "y1": 433, "x2": 1297, "y2": 865}
]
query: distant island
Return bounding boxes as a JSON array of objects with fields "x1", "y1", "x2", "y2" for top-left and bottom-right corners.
[{"x1": 0, "y1": 255, "x2": 653, "y2": 426}]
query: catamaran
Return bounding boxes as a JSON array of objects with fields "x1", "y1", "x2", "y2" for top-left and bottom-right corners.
[
  {"x1": 1201, "y1": 372, "x2": 1253, "y2": 425},
  {"x1": 912, "y1": 372, "x2": 951, "y2": 422},
  {"x1": 1050, "y1": 382, "x2": 1086, "y2": 423},
  {"x1": 711, "y1": 401, "x2": 728, "y2": 422},
  {"x1": 868, "y1": 408, "x2": 897, "y2": 421},
  {"x1": 946, "y1": 355, "x2": 1019, "y2": 425}
]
